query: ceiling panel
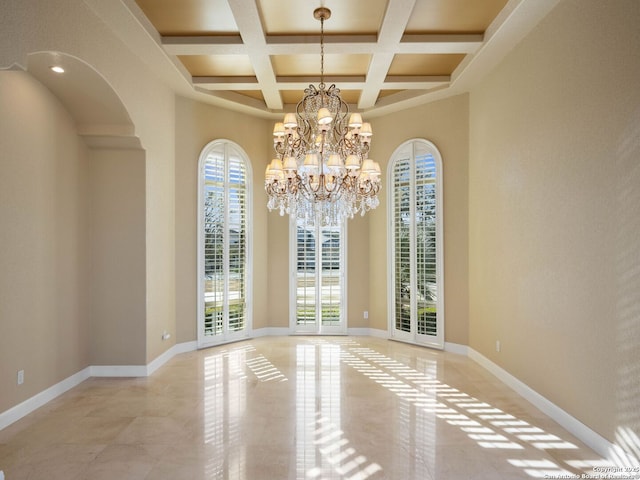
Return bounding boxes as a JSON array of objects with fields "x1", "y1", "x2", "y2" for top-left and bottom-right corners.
[
  {"x1": 135, "y1": 0, "x2": 239, "y2": 36},
  {"x1": 178, "y1": 55, "x2": 255, "y2": 77},
  {"x1": 388, "y1": 54, "x2": 466, "y2": 76},
  {"x1": 281, "y1": 89, "x2": 361, "y2": 106},
  {"x1": 235, "y1": 90, "x2": 265, "y2": 102},
  {"x1": 405, "y1": 0, "x2": 510, "y2": 33},
  {"x1": 378, "y1": 89, "x2": 404, "y2": 98},
  {"x1": 258, "y1": 0, "x2": 387, "y2": 35},
  {"x1": 272, "y1": 54, "x2": 371, "y2": 77}
]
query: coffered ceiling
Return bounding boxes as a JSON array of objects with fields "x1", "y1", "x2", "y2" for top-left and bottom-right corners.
[{"x1": 121, "y1": 0, "x2": 557, "y2": 117}]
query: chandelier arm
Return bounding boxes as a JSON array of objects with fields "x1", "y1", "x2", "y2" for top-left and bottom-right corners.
[
  {"x1": 273, "y1": 142, "x2": 287, "y2": 157},
  {"x1": 321, "y1": 174, "x2": 343, "y2": 194},
  {"x1": 289, "y1": 176, "x2": 301, "y2": 194},
  {"x1": 357, "y1": 180, "x2": 381, "y2": 197},
  {"x1": 296, "y1": 86, "x2": 316, "y2": 142},
  {"x1": 335, "y1": 96, "x2": 350, "y2": 130},
  {"x1": 360, "y1": 142, "x2": 370, "y2": 157},
  {"x1": 298, "y1": 180, "x2": 318, "y2": 202},
  {"x1": 335, "y1": 175, "x2": 348, "y2": 193},
  {"x1": 266, "y1": 180, "x2": 284, "y2": 196},
  {"x1": 292, "y1": 135, "x2": 302, "y2": 152},
  {"x1": 358, "y1": 182, "x2": 372, "y2": 195},
  {"x1": 307, "y1": 174, "x2": 324, "y2": 195},
  {"x1": 340, "y1": 175, "x2": 353, "y2": 189}
]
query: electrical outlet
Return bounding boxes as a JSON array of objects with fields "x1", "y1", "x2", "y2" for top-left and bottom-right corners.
[
  {"x1": 17, "y1": 369, "x2": 24, "y2": 385},
  {"x1": 496, "y1": 340, "x2": 501, "y2": 352},
  {"x1": 162, "y1": 331, "x2": 171, "y2": 341},
  {"x1": 363, "y1": 310, "x2": 368, "y2": 319}
]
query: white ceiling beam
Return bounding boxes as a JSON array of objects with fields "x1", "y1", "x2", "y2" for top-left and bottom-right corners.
[
  {"x1": 383, "y1": 76, "x2": 450, "y2": 89},
  {"x1": 359, "y1": 0, "x2": 417, "y2": 109},
  {"x1": 399, "y1": 34, "x2": 484, "y2": 54},
  {"x1": 193, "y1": 86, "x2": 269, "y2": 111},
  {"x1": 162, "y1": 34, "x2": 483, "y2": 56},
  {"x1": 267, "y1": 34, "x2": 377, "y2": 45},
  {"x1": 274, "y1": 76, "x2": 367, "y2": 90},
  {"x1": 194, "y1": 76, "x2": 451, "y2": 92},
  {"x1": 163, "y1": 36, "x2": 246, "y2": 55},
  {"x1": 226, "y1": 0, "x2": 282, "y2": 110},
  {"x1": 193, "y1": 76, "x2": 259, "y2": 89}
]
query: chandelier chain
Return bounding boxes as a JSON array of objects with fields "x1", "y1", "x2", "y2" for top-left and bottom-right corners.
[{"x1": 320, "y1": 15, "x2": 325, "y2": 88}]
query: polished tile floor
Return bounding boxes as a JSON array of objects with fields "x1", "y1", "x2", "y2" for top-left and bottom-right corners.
[{"x1": 0, "y1": 336, "x2": 617, "y2": 479}]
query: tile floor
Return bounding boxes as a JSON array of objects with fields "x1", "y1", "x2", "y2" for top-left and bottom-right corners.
[{"x1": 0, "y1": 336, "x2": 620, "y2": 479}]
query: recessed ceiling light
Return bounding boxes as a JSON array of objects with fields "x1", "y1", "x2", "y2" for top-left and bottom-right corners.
[{"x1": 50, "y1": 65, "x2": 65, "y2": 73}]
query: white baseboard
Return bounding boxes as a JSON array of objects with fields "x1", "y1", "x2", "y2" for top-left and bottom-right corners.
[
  {"x1": 368, "y1": 328, "x2": 389, "y2": 339},
  {"x1": 444, "y1": 342, "x2": 468, "y2": 355},
  {"x1": 0, "y1": 367, "x2": 91, "y2": 431},
  {"x1": 90, "y1": 365, "x2": 148, "y2": 377},
  {"x1": 468, "y1": 347, "x2": 636, "y2": 465},
  {"x1": 146, "y1": 341, "x2": 197, "y2": 375},
  {"x1": 172, "y1": 340, "x2": 198, "y2": 355},
  {"x1": 90, "y1": 341, "x2": 199, "y2": 378},
  {"x1": 252, "y1": 327, "x2": 289, "y2": 337},
  {"x1": 347, "y1": 328, "x2": 371, "y2": 336}
]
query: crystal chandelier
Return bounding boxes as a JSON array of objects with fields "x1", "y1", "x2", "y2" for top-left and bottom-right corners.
[{"x1": 265, "y1": 7, "x2": 381, "y2": 227}]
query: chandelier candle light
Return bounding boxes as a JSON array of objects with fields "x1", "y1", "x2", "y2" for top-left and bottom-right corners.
[{"x1": 265, "y1": 7, "x2": 381, "y2": 226}]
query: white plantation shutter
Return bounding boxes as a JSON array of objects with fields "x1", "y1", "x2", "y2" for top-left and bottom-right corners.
[
  {"x1": 199, "y1": 140, "x2": 252, "y2": 347},
  {"x1": 203, "y1": 151, "x2": 226, "y2": 336},
  {"x1": 415, "y1": 148, "x2": 437, "y2": 336},
  {"x1": 320, "y1": 226, "x2": 341, "y2": 327},
  {"x1": 393, "y1": 159, "x2": 412, "y2": 333},
  {"x1": 389, "y1": 139, "x2": 443, "y2": 349},
  {"x1": 296, "y1": 226, "x2": 317, "y2": 326},
  {"x1": 227, "y1": 152, "x2": 247, "y2": 332}
]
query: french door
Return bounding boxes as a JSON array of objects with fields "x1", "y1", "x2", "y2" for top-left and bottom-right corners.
[
  {"x1": 388, "y1": 139, "x2": 444, "y2": 349},
  {"x1": 198, "y1": 140, "x2": 252, "y2": 348},
  {"x1": 290, "y1": 218, "x2": 346, "y2": 334}
]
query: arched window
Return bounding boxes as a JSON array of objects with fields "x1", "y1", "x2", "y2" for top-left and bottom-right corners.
[
  {"x1": 198, "y1": 140, "x2": 252, "y2": 347},
  {"x1": 388, "y1": 139, "x2": 444, "y2": 349}
]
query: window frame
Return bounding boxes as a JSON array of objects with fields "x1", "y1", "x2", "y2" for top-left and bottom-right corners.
[
  {"x1": 387, "y1": 138, "x2": 444, "y2": 349},
  {"x1": 197, "y1": 139, "x2": 253, "y2": 348}
]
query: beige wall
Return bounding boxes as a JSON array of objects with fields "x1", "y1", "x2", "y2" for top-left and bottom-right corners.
[
  {"x1": 89, "y1": 149, "x2": 147, "y2": 366},
  {"x1": 0, "y1": 71, "x2": 90, "y2": 413},
  {"x1": 174, "y1": 96, "x2": 271, "y2": 342},
  {"x1": 347, "y1": 215, "x2": 370, "y2": 329},
  {"x1": 266, "y1": 213, "x2": 290, "y2": 329},
  {"x1": 0, "y1": 0, "x2": 177, "y2": 365},
  {"x1": 2, "y1": 0, "x2": 176, "y2": 365},
  {"x1": 468, "y1": 0, "x2": 640, "y2": 448},
  {"x1": 1, "y1": 0, "x2": 176, "y2": 414},
  {"x1": 367, "y1": 94, "x2": 470, "y2": 345}
]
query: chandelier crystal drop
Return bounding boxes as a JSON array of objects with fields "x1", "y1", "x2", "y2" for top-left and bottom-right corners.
[{"x1": 265, "y1": 6, "x2": 381, "y2": 227}]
